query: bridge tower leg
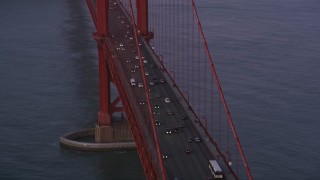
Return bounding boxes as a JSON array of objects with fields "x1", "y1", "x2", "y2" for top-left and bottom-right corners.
[
  {"x1": 136, "y1": 0, "x2": 153, "y2": 41},
  {"x1": 95, "y1": 0, "x2": 113, "y2": 143}
]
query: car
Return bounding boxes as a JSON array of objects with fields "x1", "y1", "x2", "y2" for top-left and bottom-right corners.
[
  {"x1": 135, "y1": 56, "x2": 139, "y2": 60},
  {"x1": 134, "y1": 65, "x2": 139, "y2": 69},
  {"x1": 149, "y1": 81, "x2": 155, "y2": 86},
  {"x1": 174, "y1": 127, "x2": 180, "y2": 133},
  {"x1": 162, "y1": 154, "x2": 168, "y2": 159},
  {"x1": 164, "y1": 98, "x2": 170, "y2": 103},
  {"x1": 187, "y1": 137, "x2": 193, "y2": 142},
  {"x1": 194, "y1": 137, "x2": 201, "y2": 143},
  {"x1": 126, "y1": 60, "x2": 131, "y2": 63},
  {"x1": 181, "y1": 115, "x2": 186, "y2": 120},
  {"x1": 179, "y1": 123, "x2": 185, "y2": 128},
  {"x1": 139, "y1": 100, "x2": 146, "y2": 105},
  {"x1": 138, "y1": 83, "x2": 143, "y2": 88},
  {"x1": 185, "y1": 148, "x2": 191, "y2": 154},
  {"x1": 165, "y1": 128, "x2": 172, "y2": 134},
  {"x1": 150, "y1": 64, "x2": 156, "y2": 68},
  {"x1": 143, "y1": 60, "x2": 148, "y2": 64},
  {"x1": 155, "y1": 93, "x2": 161, "y2": 98},
  {"x1": 160, "y1": 79, "x2": 165, "y2": 83},
  {"x1": 167, "y1": 111, "x2": 174, "y2": 115},
  {"x1": 155, "y1": 120, "x2": 160, "y2": 126},
  {"x1": 119, "y1": 43, "x2": 124, "y2": 47},
  {"x1": 145, "y1": 71, "x2": 149, "y2": 76},
  {"x1": 154, "y1": 104, "x2": 160, "y2": 109},
  {"x1": 130, "y1": 69, "x2": 135, "y2": 73}
]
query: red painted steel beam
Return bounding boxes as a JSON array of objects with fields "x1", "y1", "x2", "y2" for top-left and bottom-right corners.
[
  {"x1": 136, "y1": 0, "x2": 148, "y2": 36},
  {"x1": 111, "y1": 107, "x2": 124, "y2": 113},
  {"x1": 96, "y1": 0, "x2": 111, "y2": 126},
  {"x1": 85, "y1": 0, "x2": 97, "y2": 28},
  {"x1": 111, "y1": 96, "x2": 121, "y2": 107}
]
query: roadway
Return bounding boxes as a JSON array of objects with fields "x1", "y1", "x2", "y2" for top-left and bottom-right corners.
[{"x1": 107, "y1": 1, "x2": 235, "y2": 179}]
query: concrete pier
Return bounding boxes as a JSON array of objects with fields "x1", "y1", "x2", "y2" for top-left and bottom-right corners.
[{"x1": 60, "y1": 121, "x2": 135, "y2": 151}]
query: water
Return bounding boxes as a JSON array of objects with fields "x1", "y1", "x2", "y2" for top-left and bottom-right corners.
[
  {"x1": 0, "y1": 0, "x2": 144, "y2": 179},
  {"x1": 197, "y1": 0, "x2": 320, "y2": 179},
  {"x1": 0, "y1": 0, "x2": 319, "y2": 179}
]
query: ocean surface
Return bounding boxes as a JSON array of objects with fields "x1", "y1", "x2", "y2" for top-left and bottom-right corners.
[{"x1": 0, "y1": 0, "x2": 319, "y2": 179}]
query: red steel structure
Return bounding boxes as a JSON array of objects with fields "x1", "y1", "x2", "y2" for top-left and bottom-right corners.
[{"x1": 86, "y1": 0, "x2": 252, "y2": 179}]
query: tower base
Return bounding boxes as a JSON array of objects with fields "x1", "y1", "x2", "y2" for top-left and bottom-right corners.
[{"x1": 95, "y1": 121, "x2": 133, "y2": 143}]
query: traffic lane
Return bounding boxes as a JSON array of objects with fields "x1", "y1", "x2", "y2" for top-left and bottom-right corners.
[
  {"x1": 154, "y1": 113, "x2": 199, "y2": 179},
  {"x1": 119, "y1": 45, "x2": 215, "y2": 179},
  {"x1": 143, "y1": 54, "x2": 217, "y2": 177},
  {"x1": 149, "y1": 84, "x2": 197, "y2": 179},
  {"x1": 149, "y1": 65, "x2": 235, "y2": 179},
  {"x1": 147, "y1": 69, "x2": 213, "y2": 178},
  {"x1": 158, "y1": 80, "x2": 216, "y2": 177},
  {"x1": 151, "y1": 83, "x2": 213, "y2": 179}
]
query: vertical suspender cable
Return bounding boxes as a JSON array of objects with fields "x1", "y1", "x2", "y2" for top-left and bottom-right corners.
[
  {"x1": 169, "y1": 0, "x2": 172, "y2": 71},
  {"x1": 181, "y1": 0, "x2": 184, "y2": 87},
  {"x1": 191, "y1": 1, "x2": 195, "y2": 106},
  {"x1": 191, "y1": 1, "x2": 252, "y2": 179},
  {"x1": 204, "y1": 48, "x2": 207, "y2": 123},
  {"x1": 211, "y1": 73, "x2": 214, "y2": 138},
  {"x1": 176, "y1": 0, "x2": 179, "y2": 85},
  {"x1": 186, "y1": 0, "x2": 190, "y2": 93},
  {"x1": 197, "y1": 24, "x2": 200, "y2": 115}
]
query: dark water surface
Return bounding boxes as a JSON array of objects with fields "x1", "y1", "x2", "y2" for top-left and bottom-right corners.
[
  {"x1": 1, "y1": 0, "x2": 319, "y2": 179},
  {"x1": 0, "y1": 0, "x2": 144, "y2": 179}
]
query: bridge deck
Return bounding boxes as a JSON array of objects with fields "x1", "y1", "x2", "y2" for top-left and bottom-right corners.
[{"x1": 107, "y1": 1, "x2": 235, "y2": 179}]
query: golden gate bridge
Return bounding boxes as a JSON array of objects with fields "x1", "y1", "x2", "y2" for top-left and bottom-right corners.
[{"x1": 77, "y1": 0, "x2": 253, "y2": 179}]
